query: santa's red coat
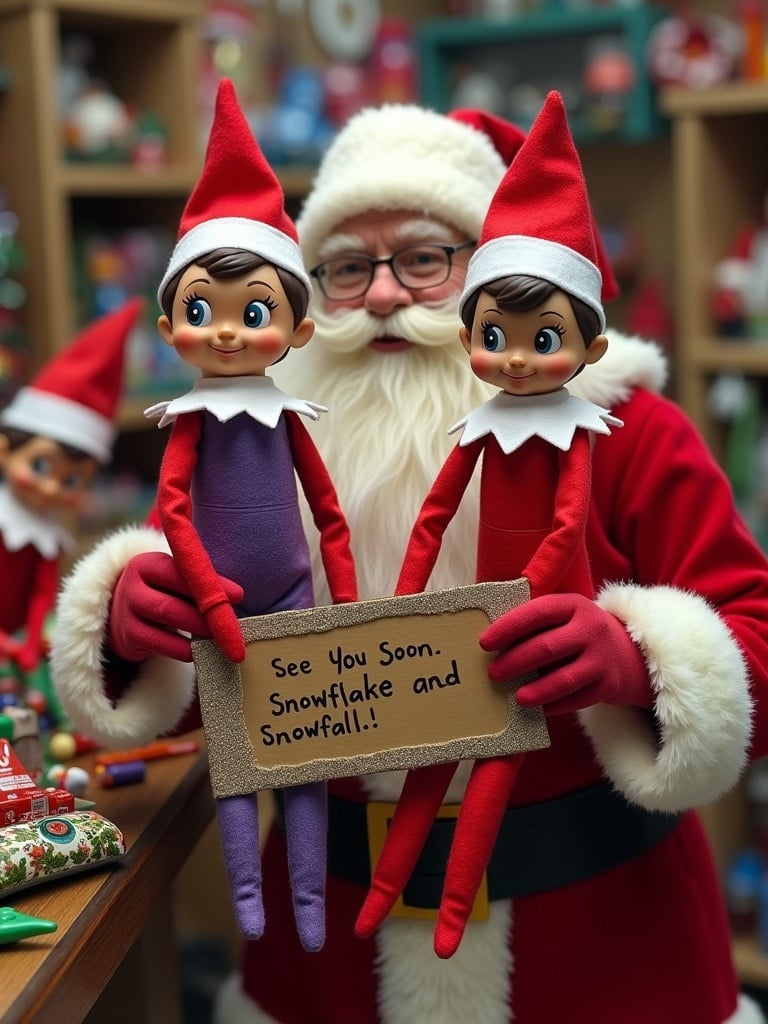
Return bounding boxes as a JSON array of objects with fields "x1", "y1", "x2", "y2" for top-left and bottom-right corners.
[{"x1": 51, "y1": 334, "x2": 768, "y2": 1024}]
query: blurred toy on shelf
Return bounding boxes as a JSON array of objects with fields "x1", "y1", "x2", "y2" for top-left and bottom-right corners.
[
  {"x1": 0, "y1": 194, "x2": 28, "y2": 405},
  {"x1": 711, "y1": 192, "x2": 768, "y2": 340},
  {"x1": 736, "y1": 0, "x2": 766, "y2": 80},
  {"x1": 73, "y1": 226, "x2": 198, "y2": 397},
  {"x1": 308, "y1": 0, "x2": 380, "y2": 63},
  {"x1": 582, "y1": 36, "x2": 636, "y2": 134},
  {"x1": 646, "y1": 9, "x2": 741, "y2": 87},
  {"x1": 57, "y1": 31, "x2": 168, "y2": 166},
  {"x1": 62, "y1": 80, "x2": 134, "y2": 163},
  {"x1": 625, "y1": 274, "x2": 674, "y2": 350},
  {"x1": 369, "y1": 17, "x2": 417, "y2": 105},
  {"x1": 255, "y1": 66, "x2": 335, "y2": 167},
  {"x1": 323, "y1": 63, "x2": 371, "y2": 128}
]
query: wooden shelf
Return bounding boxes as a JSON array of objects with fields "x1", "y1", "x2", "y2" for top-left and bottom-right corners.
[
  {"x1": 58, "y1": 163, "x2": 199, "y2": 196},
  {"x1": 733, "y1": 933, "x2": 768, "y2": 988},
  {"x1": 692, "y1": 339, "x2": 768, "y2": 375},
  {"x1": 662, "y1": 81, "x2": 768, "y2": 118}
]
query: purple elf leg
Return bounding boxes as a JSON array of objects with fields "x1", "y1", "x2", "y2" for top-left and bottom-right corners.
[
  {"x1": 216, "y1": 793, "x2": 263, "y2": 939},
  {"x1": 283, "y1": 781, "x2": 328, "y2": 952}
]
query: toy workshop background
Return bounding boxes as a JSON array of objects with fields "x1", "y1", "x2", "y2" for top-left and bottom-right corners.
[{"x1": 4, "y1": 0, "x2": 768, "y2": 1018}]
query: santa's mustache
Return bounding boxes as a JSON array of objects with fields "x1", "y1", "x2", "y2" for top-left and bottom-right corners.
[{"x1": 309, "y1": 297, "x2": 463, "y2": 355}]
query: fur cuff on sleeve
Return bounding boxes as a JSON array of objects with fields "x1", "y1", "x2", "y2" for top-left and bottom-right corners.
[
  {"x1": 579, "y1": 583, "x2": 752, "y2": 812},
  {"x1": 50, "y1": 526, "x2": 196, "y2": 748}
]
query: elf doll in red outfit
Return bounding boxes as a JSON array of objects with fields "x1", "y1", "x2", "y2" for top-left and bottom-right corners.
[
  {"x1": 357, "y1": 91, "x2": 625, "y2": 957},
  {"x1": 0, "y1": 298, "x2": 139, "y2": 675},
  {"x1": 145, "y1": 78, "x2": 357, "y2": 953}
]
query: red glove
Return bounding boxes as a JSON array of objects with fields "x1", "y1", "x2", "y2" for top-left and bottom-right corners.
[
  {"x1": 481, "y1": 592, "x2": 653, "y2": 715},
  {"x1": 108, "y1": 552, "x2": 244, "y2": 663}
]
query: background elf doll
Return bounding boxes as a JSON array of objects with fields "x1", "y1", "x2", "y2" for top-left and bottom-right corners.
[
  {"x1": 147, "y1": 78, "x2": 357, "y2": 953},
  {"x1": 0, "y1": 299, "x2": 139, "y2": 689},
  {"x1": 356, "y1": 91, "x2": 636, "y2": 958}
]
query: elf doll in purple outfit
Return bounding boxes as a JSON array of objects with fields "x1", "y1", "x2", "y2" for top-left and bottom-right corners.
[{"x1": 146, "y1": 78, "x2": 357, "y2": 952}]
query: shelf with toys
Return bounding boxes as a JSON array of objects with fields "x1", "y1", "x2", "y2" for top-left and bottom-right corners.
[
  {"x1": 417, "y1": 4, "x2": 667, "y2": 143},
  {"x1": 662, "y1": 80, "x2": 768, "y2": 459},
  {"x1": 0, "y1": 0, "x2": 206, "y2": 427},
  {"x1": 662, "y1": 76, "x2": 768, "y2": 992}
]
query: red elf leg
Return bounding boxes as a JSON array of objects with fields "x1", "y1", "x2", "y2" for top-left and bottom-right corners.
[{"x1": 355, "y1": 760, "x2": 458, "y2": 938}]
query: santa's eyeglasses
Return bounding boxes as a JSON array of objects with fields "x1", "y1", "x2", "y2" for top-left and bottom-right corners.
[{"x1": 310, "y1": 241, "x2": 476, "y2": 301}]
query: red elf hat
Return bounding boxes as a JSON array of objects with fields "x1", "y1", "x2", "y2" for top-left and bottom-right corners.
[
  {"x1": 460, "y1": 91, "x2": 606, "y2": 331},
  {"x1": 157, "y1": 78, "x2": 309, "y2": 304},
  {"x1": 0, "y1": 297, "x2": 142, "y2": 463}
]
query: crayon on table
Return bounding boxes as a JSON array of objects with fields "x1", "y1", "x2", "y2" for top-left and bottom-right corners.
[
  {"x1": 95, "y1": 739, "x2": 200, "y2": 767},
  {"x1": 95, "y1": 760, "x2": 147, "y2": 788}
]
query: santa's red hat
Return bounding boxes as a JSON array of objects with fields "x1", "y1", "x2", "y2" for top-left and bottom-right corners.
[
  {"x1": 158, "y1": 78, "x2": 309, "y2": 304},
  {"x1": 460, "y1": 91, "x2": 606, "y2": 332},
  {"x1": 0, "y1": 297, "x2": 141, "y2": 463}
]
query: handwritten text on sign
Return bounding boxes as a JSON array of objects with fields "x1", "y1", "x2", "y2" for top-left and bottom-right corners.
[{"x1": 192, "y1": 581, "x2": 550, "y2": 795}]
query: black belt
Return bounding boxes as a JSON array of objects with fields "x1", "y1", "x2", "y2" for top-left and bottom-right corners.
[{"x1": 277, "y1": 781, "x2": 681, "y2": 907}]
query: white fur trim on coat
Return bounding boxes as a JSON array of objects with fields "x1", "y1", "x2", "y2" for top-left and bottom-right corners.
[
  {"x1": 580, "y1": 583, "x2": 752, "y2": 811},
  {"x1": 375, "y1": 903, "x2": 512, "y2": 1024},
  {"x1": 50, "y1": 526, "x2": 196, "y2": 747},
  {"x1": 728, "y1": 994, "x2": 766, "y2": 1024}
]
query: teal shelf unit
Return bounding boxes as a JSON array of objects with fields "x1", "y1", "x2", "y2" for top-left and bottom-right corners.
[{"x1": 417, "y1": 4, "x2": 667, "y2": 144}]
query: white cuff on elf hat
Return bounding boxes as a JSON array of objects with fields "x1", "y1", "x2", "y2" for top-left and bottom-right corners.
[
  {"x1": 0, "y1": 297, "x2": 142, "y2": 464},
  {"x1": 157, "y1": 217, "x2": 310, "y2": 305},
  {"x1": 460, "y1": 235, "x2": 606, "y2": 333},
  {"x1": 579, "y1": 582, "x2": 752, "y2": 812}
]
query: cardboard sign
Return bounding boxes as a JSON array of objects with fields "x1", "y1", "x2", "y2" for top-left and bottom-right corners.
[{"x1": 192, "y1": 580, "x2": 550, "y2": 795}]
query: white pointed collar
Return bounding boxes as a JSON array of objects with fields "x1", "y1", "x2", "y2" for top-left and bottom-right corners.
[
  {"x1": 450, "y1": 387, "x2": 623, "y2": 454},
  {"x1": 0, "y1": 485, "x2": 74, "y2": 557},
  {"x1": 144, "y1": 375, "x2": 327, "y2": 430}
]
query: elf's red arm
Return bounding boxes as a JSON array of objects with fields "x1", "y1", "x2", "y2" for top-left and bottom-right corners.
[
  {"x1": 285, "y1": 412, "x2": 358, "y2": 604},
  {"x1": 157, "y1": 413, "x2": 244, "y2": 662}
]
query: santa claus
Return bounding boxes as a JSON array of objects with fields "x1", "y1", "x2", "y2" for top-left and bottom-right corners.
[{"x1": 51, "y1": 102, "x2": 768, "y2": 1023}]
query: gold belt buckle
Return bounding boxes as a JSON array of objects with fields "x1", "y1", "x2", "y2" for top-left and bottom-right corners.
[{"x1": 365, "y1": 800, "x2": 490, "y2": 922}]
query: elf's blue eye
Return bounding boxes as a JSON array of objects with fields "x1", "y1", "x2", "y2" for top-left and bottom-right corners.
[
  {"x1": 482, "y1": 325, "x2": 506, "y2": 352},
  {"x1": 535, "y1": 328, "x2": 562, "y2": 354},
  {"x1": 31, "y1": 457, "x2": 52, "y2": 476},
  {"x1": 185, "y1": 299, "x2": 212, "y2": 328},
  {"x1": 244, "y1": 301, "x2": 272, "y2": 329}
]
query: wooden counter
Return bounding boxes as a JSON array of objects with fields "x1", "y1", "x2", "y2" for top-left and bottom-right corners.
[{"x1": 0, "y1": 730, "x2": 213, "y2": 1024}]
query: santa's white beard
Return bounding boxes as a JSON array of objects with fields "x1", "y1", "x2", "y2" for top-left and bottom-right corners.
[{"x1": 272, "y1": 299, "x2": 495, "y2": 606}]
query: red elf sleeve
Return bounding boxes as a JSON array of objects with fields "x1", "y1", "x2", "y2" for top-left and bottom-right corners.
[
  {"x1": 521, "y1": 429, "x2": 594, "y2": 599},
  {"x1": 395, "y1": 438, "x2": 484, "y2": 596},
  {"x1": 285, "y1": 411, "x2": 358, "y2": 604}
]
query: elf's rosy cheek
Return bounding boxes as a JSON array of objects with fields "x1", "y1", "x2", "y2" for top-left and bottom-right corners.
[
  {"x1": 470, "y1": 350, "x2": 496, "y2": 375},
  {"x1": 10, "y1": 465, "x2": 36, "y2": 489},
  {"x1": 172, "y1": 327, "x2": 199, "y2": 349},
  {"x1": 540, "y1": 354, "x2": 574, "y2": 378},
  {"x1": 252, "y1": 333, "x2": 286, "y2": 357}
]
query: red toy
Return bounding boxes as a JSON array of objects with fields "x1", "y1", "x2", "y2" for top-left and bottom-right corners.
[
  {"x1": 0, "y1": 300, "x2": 140, "y2": 673},
  {"x1": 357, "y1": 92, "x2": 626, "y2": 957}
]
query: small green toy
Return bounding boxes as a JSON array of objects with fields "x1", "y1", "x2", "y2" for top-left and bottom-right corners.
[{"x1": 0, "y1": 905, "x2": 57, "y2": 943}]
